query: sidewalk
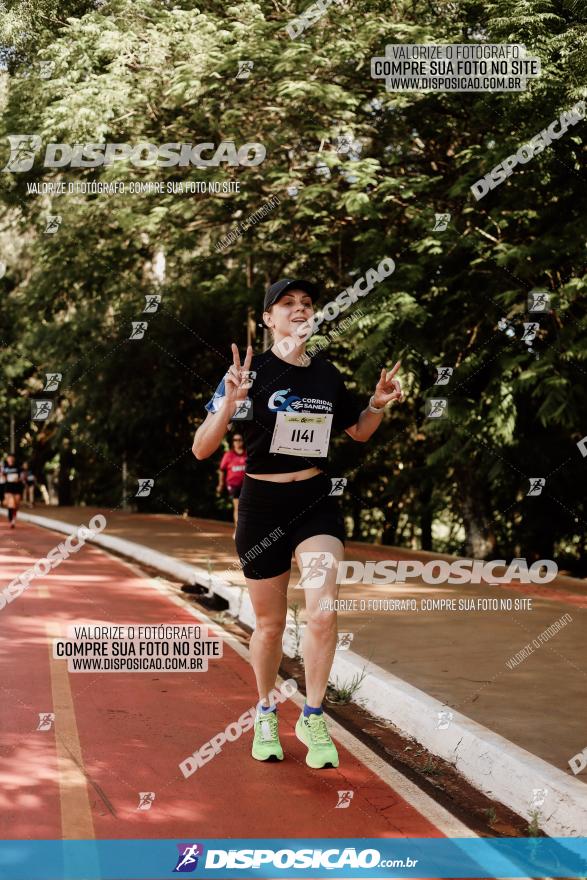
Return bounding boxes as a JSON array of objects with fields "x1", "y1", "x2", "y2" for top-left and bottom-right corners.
[{"x1": 10, "y1": 507, "x2": 587, "y2": 835}]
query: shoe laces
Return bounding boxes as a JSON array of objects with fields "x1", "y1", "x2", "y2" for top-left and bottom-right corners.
[
  {"x1": 307, "y1": 713, "x2": 332, "y2": 745},
  {"x1": 258, "y1": 711, "x2": 279, "y2": 743}
]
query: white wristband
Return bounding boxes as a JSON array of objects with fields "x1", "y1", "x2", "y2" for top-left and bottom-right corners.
[{"x1": 367, "y1": 395, "x2": 386, "y2": 414}]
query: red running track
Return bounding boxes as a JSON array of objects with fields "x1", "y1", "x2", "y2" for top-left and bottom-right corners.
[{"x1": 0, "y1": 521, "x2": 469, "y2": 850}]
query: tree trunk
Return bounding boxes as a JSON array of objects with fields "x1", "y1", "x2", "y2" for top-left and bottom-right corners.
[
  {"x1": 419, "y1": 480, "x2": 433, "y2": 551},
  {"x1": 457, "y1": 466, "x2": 497, "y2": 559},
  {"x1": 57, "y1": 445, "x2": 74, "y2": 506},
  {"x1": 381, "y1": 499, "x2": 400, "y2": 547},
  {"x1": 420, "y1": 507, "x2": 432, "y2": 551},
  {"x1": 349, "y1": 492, "x2": 363, "y2": 540}
]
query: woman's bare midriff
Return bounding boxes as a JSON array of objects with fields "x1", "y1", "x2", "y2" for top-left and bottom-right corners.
[{"x1": 246, "y1": 467, "x2": 321, "y2": 483}]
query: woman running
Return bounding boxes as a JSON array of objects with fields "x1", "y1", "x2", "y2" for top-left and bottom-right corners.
[
  {"x1": 216, "y1": 433, "x2": 247, "y2": 537},
  {"x1": 193, "y1": 279, "x2": 404, "y2": 769},
  {"x1": 2, "y1": 453, "x2": 24, "y2": 529}
]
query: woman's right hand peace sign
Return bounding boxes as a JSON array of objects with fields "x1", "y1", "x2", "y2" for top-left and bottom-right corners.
[{"x1": 224, "y1": 344, "x2": 254, "y2": 406}]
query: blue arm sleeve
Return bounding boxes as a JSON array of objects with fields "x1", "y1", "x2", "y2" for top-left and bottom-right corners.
[{"x1": 204, "y1": 376, "x2": 227, "y2": 414}]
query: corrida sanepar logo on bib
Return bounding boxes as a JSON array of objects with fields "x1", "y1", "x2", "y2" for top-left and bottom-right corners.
[{"x1": 268, "y1": 389, "x2": 332, "y2": 413}]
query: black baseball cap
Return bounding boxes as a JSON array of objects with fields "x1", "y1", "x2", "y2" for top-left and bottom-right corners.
[{"x1": 263, "y1": 278, "x2": 319, "y2": 312}]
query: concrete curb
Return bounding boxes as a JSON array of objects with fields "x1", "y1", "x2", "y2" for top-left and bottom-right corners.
[{"x1": 18, "y1": 511, "x2": 587, "y2": 836}]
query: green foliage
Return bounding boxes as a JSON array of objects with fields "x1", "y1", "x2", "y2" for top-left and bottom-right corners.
[
  {"x1": 327, "y1": 668, "x2": 368, "y2": 704},
  {"x1": 0, "y1": 0, "x2": 585, "y2": 568}
]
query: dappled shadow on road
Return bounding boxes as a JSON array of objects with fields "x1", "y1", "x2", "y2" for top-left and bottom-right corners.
[{"x1": 0, "y1": 734, "x2": 62, "y2": 837}]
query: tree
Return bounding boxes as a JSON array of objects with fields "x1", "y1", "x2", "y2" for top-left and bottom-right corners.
[{"x1": 1, "y1": 0, "x2": 585, "y2": 568}]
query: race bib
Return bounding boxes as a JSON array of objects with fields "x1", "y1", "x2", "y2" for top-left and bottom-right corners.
[{"x1": 269, "y1": 412, "x2": 333, "y2": 457}]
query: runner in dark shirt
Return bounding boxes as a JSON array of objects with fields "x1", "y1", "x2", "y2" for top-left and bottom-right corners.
[
  {"x1": 21, "y1": 462, "x2": 36, "y2": 508},
  {"x1": 1, "y1": 454, "x2": 24, "y2": 529},
  {"x1": 193, "y1": 278, "x2": 404, "y2": 769}
]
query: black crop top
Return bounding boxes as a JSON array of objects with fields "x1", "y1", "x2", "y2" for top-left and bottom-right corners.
[{"x1": 205, "y1": 349, "x2": 364, "y2": 474}]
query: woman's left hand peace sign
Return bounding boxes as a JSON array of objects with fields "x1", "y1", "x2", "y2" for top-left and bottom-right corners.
[{"x1": 372, "y1": 361, "x2": 404, "y2": 408}]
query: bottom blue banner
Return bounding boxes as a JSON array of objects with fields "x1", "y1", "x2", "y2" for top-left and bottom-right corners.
[{"x1": 0, "y1": 837, "x2": 586, "y2": 879}]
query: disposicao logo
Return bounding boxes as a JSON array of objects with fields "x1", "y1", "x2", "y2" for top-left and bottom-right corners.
[
  {"x1": 2, "y1": 136, "x2": 266, "y2": 171},
  {"x1": 173, "y1": 843, "x2": 204, "y2": 873}
]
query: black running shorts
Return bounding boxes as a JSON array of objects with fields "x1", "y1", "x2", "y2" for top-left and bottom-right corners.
[
  {"x1": 3, "y1": 482, "x2": 23, "y2": 496},
  {"x1": 235, "y1": 472, "x2": 346, "y2": 580}
]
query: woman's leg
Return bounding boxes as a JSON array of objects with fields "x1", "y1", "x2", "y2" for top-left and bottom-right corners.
[
  {"x1": 4, "y1": 494, "x2": 16, "y2": 525},
  {"x1": 247, "y1": 569, "x2": 290, "y2": 702},
  {"x1": 293, "y1": 535, "x2": 344, "y2": 707},
  {"x1": 232, "y1": 497, "x2": 239, "y2": 527}
]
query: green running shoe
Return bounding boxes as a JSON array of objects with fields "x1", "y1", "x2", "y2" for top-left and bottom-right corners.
[
  {"x1": 252, "y1": 710, "x2": 284, "y2": 762},
  {"x1": 295, "y1": 711, "x2": 339, "y2": 768}
]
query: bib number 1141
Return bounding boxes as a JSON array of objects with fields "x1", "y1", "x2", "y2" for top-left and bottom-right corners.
[
  {"x1": 269, "y1": 412, "x2": 333, "y2": 457},
  {"x1": 291, "y1": 428, "x2": 314, "y2": 444}
]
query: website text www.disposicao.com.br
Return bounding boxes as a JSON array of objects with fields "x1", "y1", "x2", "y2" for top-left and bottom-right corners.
[{"x1": 201, "y1": 846, "x2": 418, "y2": 871}]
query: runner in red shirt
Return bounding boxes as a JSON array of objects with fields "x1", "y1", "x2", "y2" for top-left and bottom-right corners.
[{"x1": 216, "y1": 433, "x2": 247, "y2": 535}]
